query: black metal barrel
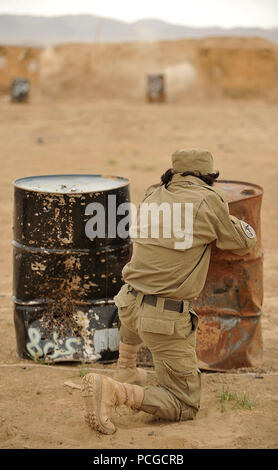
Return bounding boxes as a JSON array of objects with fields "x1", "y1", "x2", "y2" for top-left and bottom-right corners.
[{"x1": 13, "y1": 174, "x2": 132, "y2": 362}]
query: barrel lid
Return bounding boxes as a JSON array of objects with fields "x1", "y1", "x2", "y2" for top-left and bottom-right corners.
[
  {"x1": 215, "y1": 180, "x2": 263, "y2": 203},
  {"x1": 14, "y1": 174, "x2": 129, "y2": 194}
]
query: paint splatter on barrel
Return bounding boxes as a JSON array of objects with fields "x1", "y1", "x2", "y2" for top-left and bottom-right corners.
[{"x1": 13, "y1": 174, "x2": 132, "y2": 363}]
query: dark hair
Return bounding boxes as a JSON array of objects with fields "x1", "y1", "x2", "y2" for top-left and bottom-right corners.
[{"x1": 160, "y1": 169, "x2": 220, "y2": 188}]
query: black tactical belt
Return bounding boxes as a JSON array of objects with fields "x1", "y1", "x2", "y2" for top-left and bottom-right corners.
[{"x1": 130, "y1": 287, "x2": 186, "y2": 313}]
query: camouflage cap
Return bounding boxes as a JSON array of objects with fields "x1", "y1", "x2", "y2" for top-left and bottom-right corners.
[{"x1": 172, "y1": 148, "x2": 214, "y2": 174}]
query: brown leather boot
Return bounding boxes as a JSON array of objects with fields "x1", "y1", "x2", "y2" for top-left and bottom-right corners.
[
  {"x1": 113, "y1": 342, "x2": 147, "y2": 386},
  {"x1": 81, "y1": 372, "x2": 144, "y2": 434}
]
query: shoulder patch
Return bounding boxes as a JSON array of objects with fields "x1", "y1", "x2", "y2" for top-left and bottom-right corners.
[{"x1": 240, "y1": 221, "x2": 256, "y2": 239}]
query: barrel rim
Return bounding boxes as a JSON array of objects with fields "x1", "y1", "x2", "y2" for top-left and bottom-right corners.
[
  {"x1": 13, "y1": 173, "x2": 130, "y2": 195},
  {"x1": 145, "y1": 179, "x2": 263, "y2": 201},
  {"x1": 215, "y1": 179, "x2": 263, "y2": 201}
]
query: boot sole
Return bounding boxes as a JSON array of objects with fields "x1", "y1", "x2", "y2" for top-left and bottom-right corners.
[{"x1": 81, "y1": 373, "x2": 116, "y2": 435}]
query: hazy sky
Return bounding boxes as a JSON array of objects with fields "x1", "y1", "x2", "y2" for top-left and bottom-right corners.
[{"x1": 0, "y1": 0, "x2": 277, "y2": 28}]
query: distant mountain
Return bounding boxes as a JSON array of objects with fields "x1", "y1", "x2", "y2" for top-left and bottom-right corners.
[{"x1": 0, "y1": 14, "x2": 277, "y2": 46}]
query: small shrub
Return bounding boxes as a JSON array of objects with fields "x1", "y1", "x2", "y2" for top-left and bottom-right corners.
[{"x1": 218, "y1": 385, "x2": 257, "y2": 412}]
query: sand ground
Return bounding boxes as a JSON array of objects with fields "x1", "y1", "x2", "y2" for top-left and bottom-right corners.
[{"x1": 0, "y1": 95, "x2": 277, "y2": 449}]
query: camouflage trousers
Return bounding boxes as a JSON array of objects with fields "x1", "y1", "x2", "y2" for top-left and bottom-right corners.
[{"x1": 114, "y1": 283, "x2": 201, "y2": 422}]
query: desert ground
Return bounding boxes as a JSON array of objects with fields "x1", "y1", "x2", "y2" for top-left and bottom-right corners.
[{"x1": 0, "y1": 39, "x2": 278, "y2": 449}]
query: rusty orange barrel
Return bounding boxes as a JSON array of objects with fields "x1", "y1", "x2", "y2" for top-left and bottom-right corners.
[{"x1": 193, "y1": 180, "x2": 263, "y2": 370}]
